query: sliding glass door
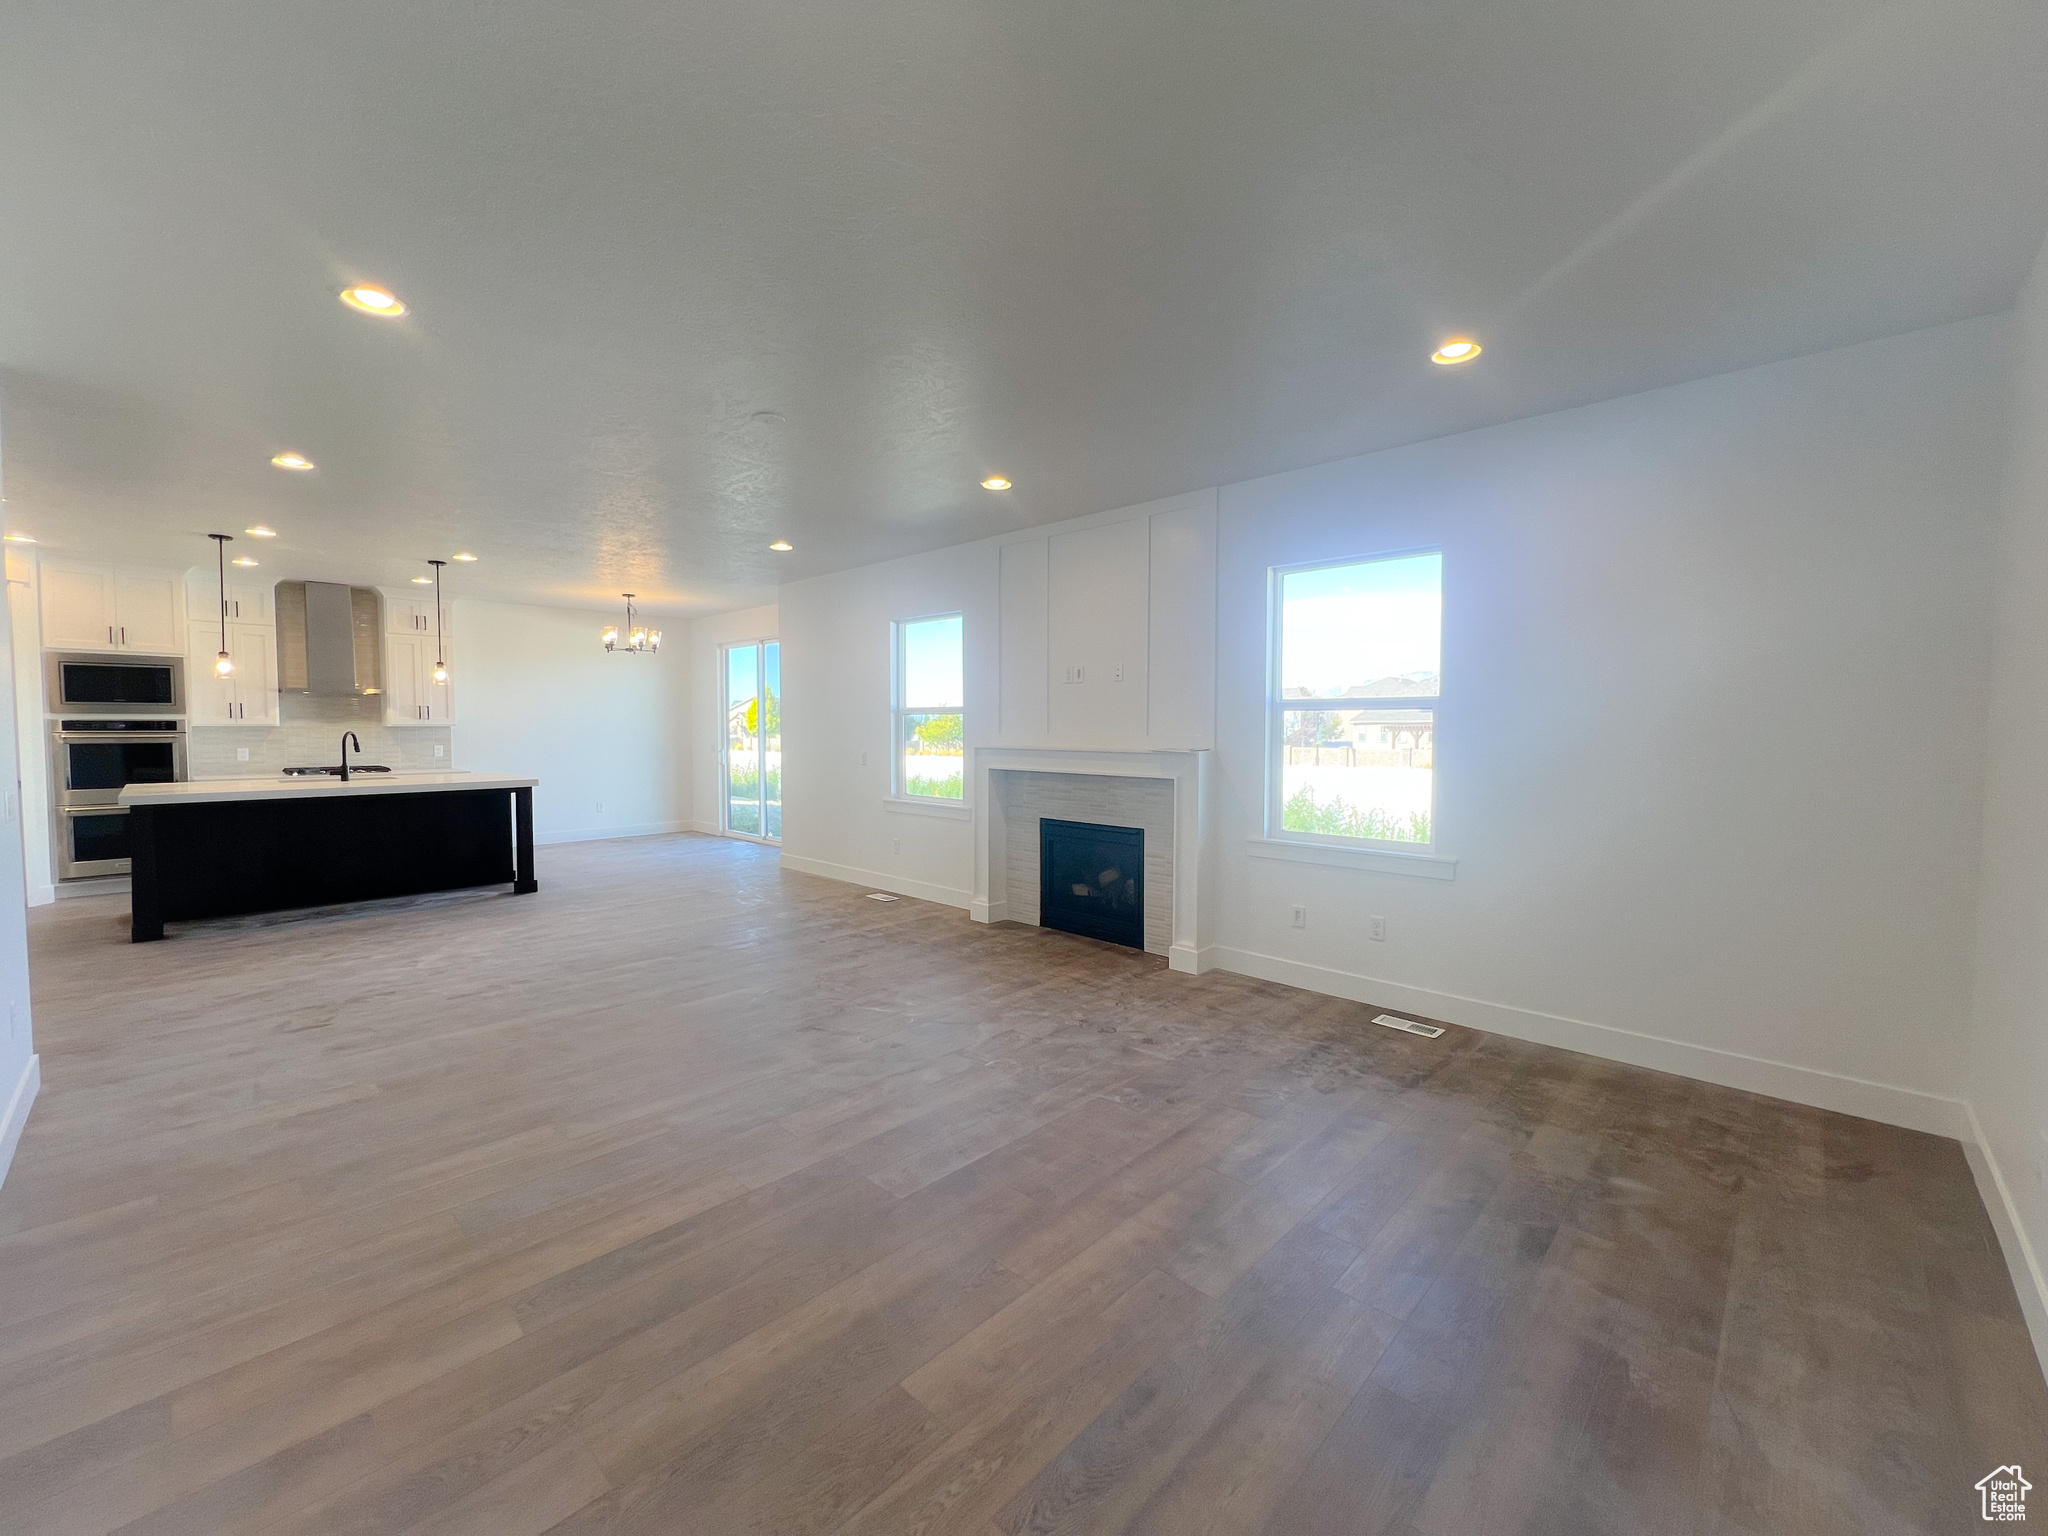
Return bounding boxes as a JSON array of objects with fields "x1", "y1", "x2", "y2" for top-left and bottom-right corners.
[{"x1": 722, "y1": 641, "x2": 781, "y2": 840}]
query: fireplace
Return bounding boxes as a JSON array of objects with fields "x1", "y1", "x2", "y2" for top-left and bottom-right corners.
[
  {"x1": 1039, "y1": 818, "x2": 1144, "y2": 950},
  {"x1": 971, "y1": 747, "x2": 1211, "y2": 972}
]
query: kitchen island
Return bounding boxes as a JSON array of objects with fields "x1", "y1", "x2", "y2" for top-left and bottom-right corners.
[{"x1": 118, "y1": 773, "x2": 538, "y2": 941}]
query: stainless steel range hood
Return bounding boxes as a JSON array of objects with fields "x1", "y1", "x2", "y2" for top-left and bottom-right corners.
[{"x1": 275, "y1": 582, "x2": 385, "y2": 695}]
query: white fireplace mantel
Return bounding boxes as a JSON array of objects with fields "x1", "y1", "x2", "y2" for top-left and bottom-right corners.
[{"x1": 971, "y1": 746, "x2": 1214, "y2": 973}]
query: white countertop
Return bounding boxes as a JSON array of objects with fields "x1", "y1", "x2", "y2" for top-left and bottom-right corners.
[{"x1": 120, "y1": 772, "x2": 538, "y2": 806}]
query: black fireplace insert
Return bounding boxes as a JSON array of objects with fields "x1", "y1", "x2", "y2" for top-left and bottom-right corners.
[{"x1": 1039, "y1": 818, "x2": 1144, "y2": 950}]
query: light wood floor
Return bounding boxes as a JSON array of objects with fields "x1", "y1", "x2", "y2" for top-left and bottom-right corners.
[{"x1": 1, "y1": 834, "x2": 2042, "y2": 1535}]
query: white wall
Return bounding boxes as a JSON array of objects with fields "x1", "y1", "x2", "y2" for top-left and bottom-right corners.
[
  {"x1": 1215, "y1": 317, "x2": 2002, "y2": 1130},
  {"x1": 6, "y1": 549, "x2": 52, "y2": 904},
  {"x1": 0, "y1": 548, "x2": 39, "y2": 1189},
  {"x1": 454, "y1": 599, "x2": 690, "y2": 844},
  {"x1": 687, "y1": 603, "x2": 778, "y2": 834},
  {"x1": 778, "y1": 315, "x2": 2007, "y2": 1132},
  {"x1": 782, "y1": 545, "x2": 994, "y2": 903},
  {"x1": 1966, "y1": 233, "x2": 2048, "y2": 1360}
]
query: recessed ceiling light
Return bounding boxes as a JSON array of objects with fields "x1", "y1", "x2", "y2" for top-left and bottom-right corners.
[
  {"x1": 1431, "y1": 337, "x2": 1481, "y2": 365},
  {"x1": 231, "y1": 556, "x2": 259, "y2": 566},
  {"x1": 981, "y1": 476, "x2": 1012, "y2": 491},
  {"x1": 339, "y1": 283, "x2": 406, "y2": 317},
  {"x1": 270, "y1": 451, "x2": 314, "y2": 471},
  {"x1": 451, "y1": 552, "x2": 478, "y2": 562},
  {"x1": 411, "y1": 575, "x2": 434, "y2": 585},
  {"x1": 769, "y1": 541, "x2": 794, "y2": 552},
  {"x1": 2, "y1": 533, "x2": 35, "y2": 544},
  {"x1": 245, "y1": 526, "x2": 277, "y2": 537}
]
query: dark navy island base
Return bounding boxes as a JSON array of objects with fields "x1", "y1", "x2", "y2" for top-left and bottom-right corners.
[{"x1": 128, "y1": 784, "x2": 537, "y2": 942}]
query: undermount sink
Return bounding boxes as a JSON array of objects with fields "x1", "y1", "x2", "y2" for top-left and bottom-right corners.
[{"x1": 280, "y1": 764, "x2": 392, "y2": 776}]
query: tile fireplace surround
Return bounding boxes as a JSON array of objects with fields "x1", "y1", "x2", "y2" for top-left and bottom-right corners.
[{"x1": 970, "y1": 747, "x2": 1213, "y2": 971}]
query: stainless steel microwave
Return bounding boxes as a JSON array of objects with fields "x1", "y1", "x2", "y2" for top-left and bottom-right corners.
[{"x1": 47, "y1": 652, "x2": 183, "y2": 714}]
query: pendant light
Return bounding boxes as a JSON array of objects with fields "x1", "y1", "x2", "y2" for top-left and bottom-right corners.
[
  {"x1": 427, "y1": 559, "x2": 449, "y2": 682},
  {"x1": 601, "y1": 594, "x2": 660, "y2": 655},
  {"x1": 207, "y1": 534, "x2": 234, "y2": 677}
]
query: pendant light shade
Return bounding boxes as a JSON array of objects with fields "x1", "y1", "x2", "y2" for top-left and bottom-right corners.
[
  {"x1": 602, "y1": 594, "x2": 659, "y2": 654},
  {"x1": 208, "y1": 534, "x2": 234, "y2": 677}
]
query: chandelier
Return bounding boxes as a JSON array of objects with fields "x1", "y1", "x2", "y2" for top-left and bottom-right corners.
[{"x1": 601, "y1": 593, "x2": 660, "y2": 655}]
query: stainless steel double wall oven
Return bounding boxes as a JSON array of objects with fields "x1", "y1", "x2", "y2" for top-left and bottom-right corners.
[{"x1": 47, "y1": 653, "x2": 187, "y2": 879}]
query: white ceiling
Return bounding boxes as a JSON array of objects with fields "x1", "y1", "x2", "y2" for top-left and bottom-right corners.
[{"x1": 1, "y1": 0, "x2": 2043, "y2": 615}]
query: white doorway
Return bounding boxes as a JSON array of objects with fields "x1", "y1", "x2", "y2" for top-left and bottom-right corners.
[{"x1": 720, "y1": 640, "x2": 781, "y2": 841}]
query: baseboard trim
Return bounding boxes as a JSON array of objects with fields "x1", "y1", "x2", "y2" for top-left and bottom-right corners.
[
  {"x1": 535, "y1": 820, "x2": 690, "y2": 846},
  {"x1": 1961, "y1": 1102, "x2": 2048, "y2": 1384},
  {"x1": 778, "y1": 853, "x2": 973, "y2": 911},
  {"x1": 1208, "y1": 946, "x2": 1966, "y2": 1138},
  {"x1": 0, "y1": 1053, "x2": 40, "y2": 1194}
]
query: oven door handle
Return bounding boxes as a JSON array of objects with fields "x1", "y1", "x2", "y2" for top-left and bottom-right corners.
[{"x1": 54, "y1": 741, "x2": 184, "y2": 753}]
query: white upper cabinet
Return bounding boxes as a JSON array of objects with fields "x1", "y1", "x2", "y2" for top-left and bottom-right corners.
[
  {"x1": 381, "y1": 591, "x2": 454, "y2": 638},
  {"x1": 187, "y1": 575, "x2": 273, "y2": 625},
  {"x1": 381, "y1": 630, "x2": 455, "y2": 725},
  {"x1": 184, "y1": 621, "x2": 279, "y2": 725},
  {"x1": 114, "y1": 571, "x2": 182, "y2": 652},
  {"x1": 42, "y1": 560, "x2": 185, "y2": 653},
  {"x1": 40, "y1": 562, "x2": 117, "y2": 650}
]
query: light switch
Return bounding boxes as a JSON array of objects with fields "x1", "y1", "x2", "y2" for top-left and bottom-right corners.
[{"x1": 236, "y1": 747, "x2": 250, "y2": 762}]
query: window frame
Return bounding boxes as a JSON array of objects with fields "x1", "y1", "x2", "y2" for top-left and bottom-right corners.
[
  {"x1": 1266, "y1": 548, "x2": 1443, "y2": 853},
  {"x1": 891, "y1": 611, "x2": 967, "y2": 805}
]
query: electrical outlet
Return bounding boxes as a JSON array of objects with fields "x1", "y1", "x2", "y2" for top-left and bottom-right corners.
[
  {"x1": 860, "y1": 750, "x2": 868, "y2": 766},
  {"x1": 1113, "y1": 663, "x2": 1123, "y2": 682},
  {"x1": 1369, "y1": 916, "x2": 1387, "y2": 942},
  {"x1": 1062, "y1": 665, "x2": 1086, "y2": 684},
  {"x1": 892, "y1": 837, "x2": 901, "y2": 855},
  {"x1": 236, "y1": 747, "x2": 250, "y2": 762},
  {"x1": 434, "y1": 744, "x2": 445, "y2": 758},
  {"x1": 1290, "y1": 905, "x2": 1306, "y2": 930}
]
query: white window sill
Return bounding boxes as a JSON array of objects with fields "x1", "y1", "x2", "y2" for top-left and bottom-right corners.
[
  {"x1": 1245, "y1": 837, "x2": 1457, "y2": 880},
  {"x1": 883, "y1": 796, "x2": 972, "y2": 820}
]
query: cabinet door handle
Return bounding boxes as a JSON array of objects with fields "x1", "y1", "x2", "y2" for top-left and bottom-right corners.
[
  {"x1": 120, "y1": 627, "x2": 126, "y2": 644},
  {"x1": 108, "y1": 625, "x2": 115, "y2": 645}
]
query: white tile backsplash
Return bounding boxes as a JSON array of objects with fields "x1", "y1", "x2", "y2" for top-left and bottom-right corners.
[{"x1": 188, "y1": 693, "x2": 450, "y2": 778}]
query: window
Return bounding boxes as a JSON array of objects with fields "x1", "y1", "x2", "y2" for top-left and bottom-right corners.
[
  {"x1": 1271, "y1": 551, "x2": 1441, "y2": 847},
  {"x1": 722, "y1": 640, "x2": 781, "y2": 839},
  {"x1": 894, "y1": 613, "x2": 964, "y2": 801}
]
